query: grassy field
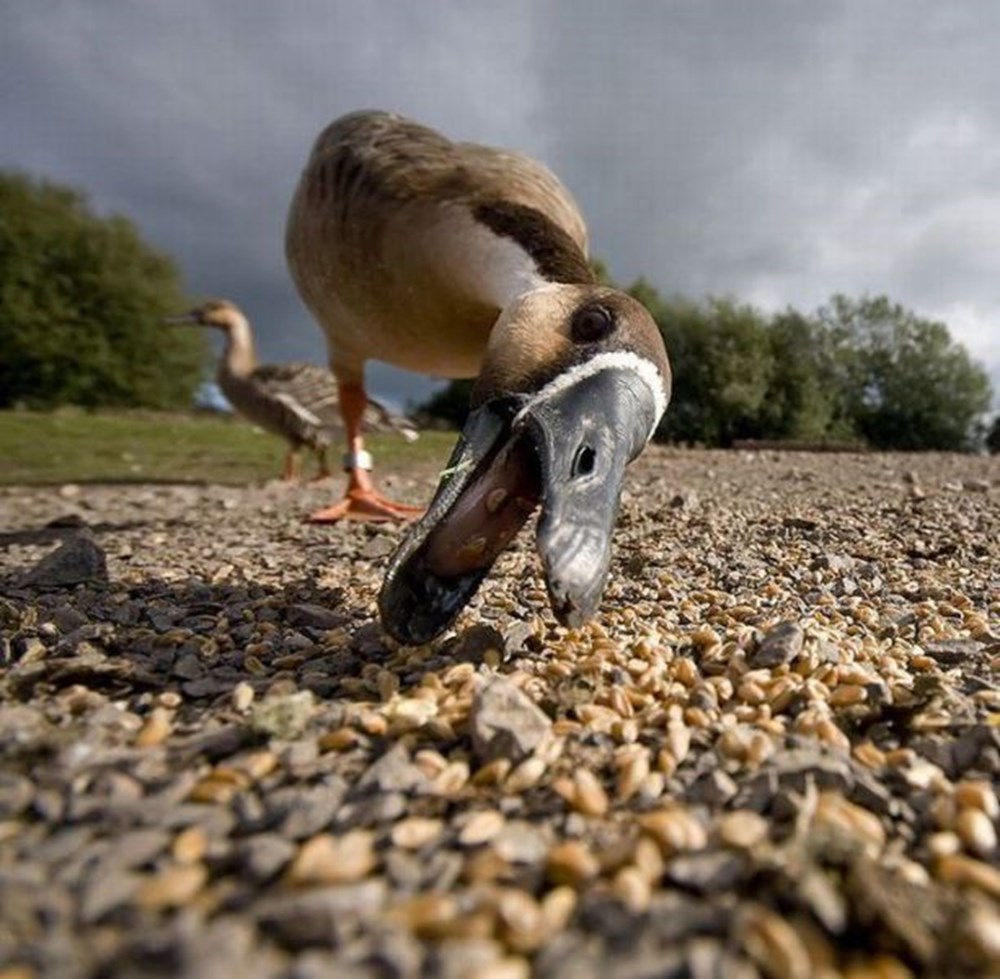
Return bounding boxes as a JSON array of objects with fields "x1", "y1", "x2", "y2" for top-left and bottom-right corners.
[{"x1": 0, "y1": 409, "x2": 455, "y2": 485}]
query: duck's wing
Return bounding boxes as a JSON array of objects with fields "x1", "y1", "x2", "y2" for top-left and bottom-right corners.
[
  {"x1": 364, "y1": 394, "x2": 421, "y2": 442},
  {"x1": 248, "y1": 363, "x2": 338, "y2": 446},
  {"x1": 252, "y1": 362, "x2": 419, "y2": 442}
]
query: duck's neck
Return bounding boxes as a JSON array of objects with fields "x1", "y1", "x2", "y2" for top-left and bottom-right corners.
[
  {"x1": 220, "y1": 311, "x2": 257, "y2": 377},
  {"x1": 471, "y1": 200, "x2": 594, "y2": 305},
  {"x1": 448, "y1": 202, "x2": 594, "y2": 311}
]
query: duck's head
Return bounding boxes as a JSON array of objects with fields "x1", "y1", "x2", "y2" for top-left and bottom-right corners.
[
  {"x1": 379, "y1": 284, "x2": 671, "y2": 645},
  {"x1": 164, "y1": 299, "x2": 244, "y2": 331}
]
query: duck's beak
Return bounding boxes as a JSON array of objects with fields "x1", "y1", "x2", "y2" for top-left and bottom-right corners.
[
  {"x1": 524, "y1": 367, "x2": 655, "y2": 627},
  {"x1": 378, "y1": 364, "x2": 661, "y2": 644}
]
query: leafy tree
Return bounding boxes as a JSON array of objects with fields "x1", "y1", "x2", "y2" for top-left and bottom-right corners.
[
  {"x1": 756, "y1": 309, "x2": 849, "y2": 441},
  {"x1": 816, "y1": 295, "x2": 991, "y2": 450},
  {"x1": 630, "y1": 282, "x2": 774, "y2": 446},
  {"x1": 415, "y1": 377, "x2": 475, "y2": 429},
  {"x1": 0, "y1": 171, "x2": 207, "y2": 410}
]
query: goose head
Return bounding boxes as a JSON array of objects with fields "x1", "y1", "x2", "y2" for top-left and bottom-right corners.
[
  {"x1": 164, "y1": 299, "x2": 244, "y2": 331},
  {"x1": 379, "y1": 284, "x2": 670, "y2": 644}
]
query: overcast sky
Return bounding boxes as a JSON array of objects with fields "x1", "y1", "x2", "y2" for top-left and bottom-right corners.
[{"x1": 4, "y1": 1, "x2": 999, "y2": 409}]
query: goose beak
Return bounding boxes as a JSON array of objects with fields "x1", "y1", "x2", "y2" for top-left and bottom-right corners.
[
  {"x1": 378, "y1": 365, "x2": 659, "y2": 644},
  {"x1": 162, "y1": 312, "x2": 198, "y2": 325},
  {"x1": 524, "y1": 367, "x2": 654, "y2": 627}
]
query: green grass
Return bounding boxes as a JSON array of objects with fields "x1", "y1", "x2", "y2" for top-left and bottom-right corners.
[{"x1": 0, "y1": 409, "x2": 456, "y2": 485}]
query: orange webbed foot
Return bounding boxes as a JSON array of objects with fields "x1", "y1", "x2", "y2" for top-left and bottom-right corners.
[{"x1": 308, "y1": 488, "x2": 423, "y2": 524}]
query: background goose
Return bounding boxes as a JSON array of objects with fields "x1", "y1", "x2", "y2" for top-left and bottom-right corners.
[
  {"x1": 168, "y1": 299, "x2": 417, "y2": 481},
  {"x1": 286, "y1": 110, "x2": 671, "y2": 641}
]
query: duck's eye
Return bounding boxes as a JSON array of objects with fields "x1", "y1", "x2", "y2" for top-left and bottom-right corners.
[{"x1": 571, "y1": 304, "x2": 615, "y2": 344}]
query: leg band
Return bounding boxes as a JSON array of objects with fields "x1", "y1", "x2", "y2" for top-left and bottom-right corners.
[{"x1": 343, "y1": 449, "x2": 374, "y2": 472}]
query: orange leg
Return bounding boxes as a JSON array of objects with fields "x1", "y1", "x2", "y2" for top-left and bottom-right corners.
[
  {"x1": 310, "y1": 446, "x2": 333, "y2": 482},
  {"x1": 282, "y1": 447, "x2": 301, "y2": 482},
  {"x1": 308, "y1": 380, "x2": 423, "y2": 523}
]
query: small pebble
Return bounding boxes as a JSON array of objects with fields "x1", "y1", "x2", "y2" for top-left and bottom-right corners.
[
  {"x1": 135, "y1": 863, "x2": 208, "y2": 909},
  {"x1": 286, "y1": 831, "x2": 377, "y2": 886}
]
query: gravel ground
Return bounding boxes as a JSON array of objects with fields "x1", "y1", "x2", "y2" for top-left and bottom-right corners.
[{"x1": 1, "y1": 447, "x2": 998, "y2": 979}]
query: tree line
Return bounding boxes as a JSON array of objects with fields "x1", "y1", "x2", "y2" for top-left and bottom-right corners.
[
  {"x1": 422, "y1": 276, "x2": 995, "y2": 453},
  {"x1": 1, "y1": 170, "x2": 995, "y2": 451},
  {"x1": 0, "y1": 171, "x2": 205, "y2": 411}
]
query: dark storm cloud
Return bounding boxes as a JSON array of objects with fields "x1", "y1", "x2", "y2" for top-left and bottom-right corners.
[{"x1": 3, "y1": 1, "x2": 999, "y2": 405}]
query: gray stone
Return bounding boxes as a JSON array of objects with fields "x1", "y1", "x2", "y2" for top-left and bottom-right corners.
[
  {"x1": 278, "y1": 739, "x2": 321, "y2": 777},
  {"x1": 686, "y1": 769, "x2": 738, "y2": 807},
  {"x1": 815, "y1": 640, "x2": 843, "y2": 664},
  {"x1": 773, "y1": 747, "x2": 854, "y2": 793},
  {"x1": 645, "y1": 893, "x2": 731, "y2": 946},
  {"x1": 79, "y1": 869, "x2": 141, "y2": 923},
  {"x1": 337, "y1": 791, "x2": 407, "y2": 829},
  {"x1": 492, "y1": 820, "x2": 550, "y2": 864},
  {"x1": 749, "y1": 620, "x2": 805, "y2": 668},
  {"x1": 47, "y1": 512, "x2": 86, "y2": 527},
  {"x1": 250, "y1": 690, "x2": 315, "y2": 740},
  {"x1": 350, "y1": 622, "x2": 388, "y2": 657},
  {"x1": 963, "y1": 478, "x2": 990, "y2": 493},
  {"x1": 534, "y1": 932, "x2": 602, "y2": 979},
  {"x1": 238, "y1": 833, "x2": 296, "y2": 882},
  {"x1": 0, "y1": 704, "x2": 57, "y2": 759},
  {"x1": 183, "y1": 676, "x2": 241, "y2": 699},
  {"x1": 255, "y1": 880, "x2": 388, "y2": 949},
  {"x1": 163, "y1": 803, "x2": 237, "y2": 839},
  {"x1": 367, "y1": 929, "x2": 424, "y2": 979},
  {"x1": 357, "y1": 743, "x2": 425, "y2": 794},
  {"x1": 232, "y1": 790, "x2": 268, "y2": 832},
  {"x1": 174, "y1": 724, "x2": 251, "y2": 763},
  {"x1": 850, "y1": 771, "x2": 895, "y2": 817},
  {"x1": 34, "y1": 826, "x2": 96, "y2": 871},
  {"x1": 812, "y1": 553, "x2": 856, "y2": 574},
  {"x1": 502, "y1": 620, "x2": 536, "y2": 655},
  {"x1": 286, "y1": 603, "x2": 346, "y2": 630},
  {"x1": 383, "y1": 849, "x2": 425, "y2": 890},
  {"x1": 951, "y1": 725, "x2": 1000, "y2": 776},
  {"x1": 20, "y1": 531, "x2": 108, "y2": 587},
  {"x1": 172, "y1": 652, "x2": 204, "y2": 680},
  {"x1": 180, "y1": 918, "x2": 271, "y2": 979},
  {"x1": 270, "y1": 780, "x2": 347, "y2": 839},
  {"x1": 731, "y1": 771, "x2": 779, "y2": 813},
  {"x1": 922, "y1": 638, "x2": 982, "y2": 665},
  {"x1": 469, "y1": 675, "x2": 552, "y2": 764},
  {"x1": 290, "y1": 953, "x2": 380, "y2": 979},
  {"x1": 51, "y1": 605, "x2": 89, "y2": 633},
  {"x1": 359, "y1": 535, "x2": 396, "y2": 560},
  {"x1": 665, "y1": 851, "x2": 746, "y2": 892}
]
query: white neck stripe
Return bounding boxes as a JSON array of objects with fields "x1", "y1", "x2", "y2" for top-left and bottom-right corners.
[{"x1": 514, "y1": 350, "x2": 668, "y2": 442}]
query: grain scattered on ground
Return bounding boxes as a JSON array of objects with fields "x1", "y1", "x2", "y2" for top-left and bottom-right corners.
[{"x1": 1, "y1": 447, "x2": 997, "y2": 978}]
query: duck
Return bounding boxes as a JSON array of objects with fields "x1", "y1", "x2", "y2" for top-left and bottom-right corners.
[
  {"x1": 166, "y1": 299, "x2": 417, "y2": 480},
  {"x1": 285, "y1": 110, "x2": 671, "y2": 643}
]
